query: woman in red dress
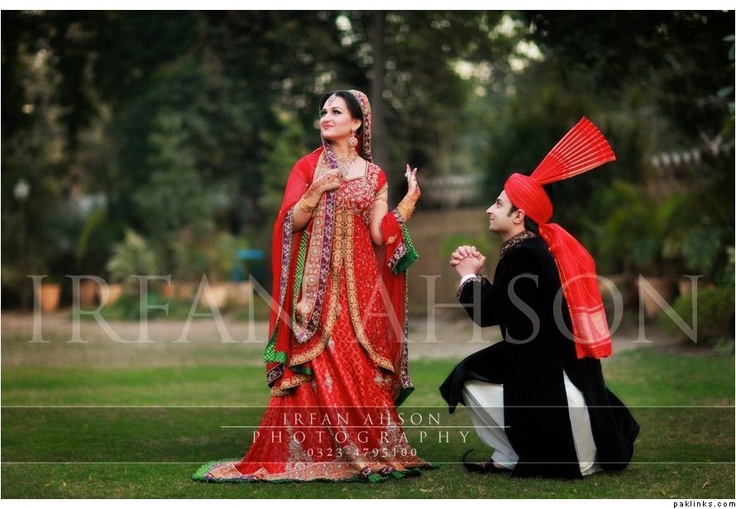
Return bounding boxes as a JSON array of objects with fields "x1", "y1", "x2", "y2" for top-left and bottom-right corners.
[{"x1": 194, "y1": 89, "x2": 427, "y2": 482}]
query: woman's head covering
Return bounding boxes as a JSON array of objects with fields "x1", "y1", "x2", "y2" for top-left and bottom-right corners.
[
  {"x1": 504, "y1": 117, "x2": 616, "y2": 359},
  {"x1": 322, "y1": 90, "x2": 373, "y2": 168}
]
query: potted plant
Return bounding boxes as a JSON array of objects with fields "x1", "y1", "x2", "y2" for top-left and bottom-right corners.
[
  {"x1": 24, "y1": 256, "x2": 64, "y2": 314},
  {"x1": 631, "y1": 193, "x2": 688, "y2": 317},
  {"x1": 105, "y1": 229, "x2": 160, "y2": 307},
  {"x1": 74, "y1": 206, "x2": 116, "y2": 308},
  {"x1": 584, "y1": 180, "x2": 681, "y2": 316},
  {"x1": 37, "y1": 276, "x2": 62, "y2": 313},
  {"x1": 197, "y1": 231, "x2": 248, "y2": 311}
]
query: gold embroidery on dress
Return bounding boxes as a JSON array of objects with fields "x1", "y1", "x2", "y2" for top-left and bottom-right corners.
[
  {"x1": 322, "y1": 208, "x2": 344, "y2": 340},
  {"x1": 344, "y1": 211, "x2": 394, "y2": 372},
  {"x1": 294, "y1": 154, "x2": 331, "y2": 334},
  {"x1": 280, "y1": 372, "x2": 313, "y2": 390},
  {"x1": 289, "y1": 341, "x2": 327, "y2": 368},
  {"x1": 290, "y1": 163, "x2": 388, "y2": 373},
  {"x1": 286, "y1": 423, "x2": 312, "y2": 467}
]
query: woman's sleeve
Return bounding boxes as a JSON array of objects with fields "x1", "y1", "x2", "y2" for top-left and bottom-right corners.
[
  {"x1": 375, "y1": 168, "x2": 388, "y2": 197},
  {"x1": 265, "y1": 149, "x2": 320, "y2": 388},
  {"x1": 378, "y1": 168, "x2": 418, "y2": 274},
  {"x1": 279, "y1": 157, "x2": 314, "y2": 217}
]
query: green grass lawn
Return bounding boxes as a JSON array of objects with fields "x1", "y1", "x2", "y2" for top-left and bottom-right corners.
[{"x1": 2, "y1": 331, "x2": 734, "y2": 499}]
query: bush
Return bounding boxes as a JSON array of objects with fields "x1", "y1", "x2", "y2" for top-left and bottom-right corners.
[
  {"x1": 661, "y1": 286, "x2": 735, "y2": 345},
  {"x1": 106, "y1": 229, "x2": 160, "y2": 296}
]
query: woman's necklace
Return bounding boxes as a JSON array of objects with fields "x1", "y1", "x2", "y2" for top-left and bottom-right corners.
[{"x1": 336, "y1": 153, "x2": 359, "y2": 179}]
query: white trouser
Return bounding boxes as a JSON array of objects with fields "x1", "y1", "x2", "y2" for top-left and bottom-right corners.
[{"x1": 462, "y1": 371, "x2": 601, "y2": 476}]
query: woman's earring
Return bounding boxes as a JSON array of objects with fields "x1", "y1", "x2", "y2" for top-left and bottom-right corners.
[{"x1": 349, "y1": 129, "x2": 358, "y2": 148}]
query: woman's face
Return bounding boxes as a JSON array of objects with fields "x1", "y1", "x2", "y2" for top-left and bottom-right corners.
[{"x1": 319, "y1": 95, "x2": 361, "y2": 143}]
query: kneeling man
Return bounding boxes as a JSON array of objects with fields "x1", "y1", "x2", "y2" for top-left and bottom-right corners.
[{"x1": 439, "y1": 118, "x2": 640, "y2": 478}]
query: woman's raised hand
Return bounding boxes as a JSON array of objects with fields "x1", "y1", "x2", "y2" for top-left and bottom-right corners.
[
  {"x1": 395, "y1": 165, "x2": 420, "y2": 221},
  {"x1": 405, "y1": 165, "x2": 420, "y2": 201}
]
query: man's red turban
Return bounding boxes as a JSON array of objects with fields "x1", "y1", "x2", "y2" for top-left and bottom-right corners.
[{"x1": 504, "y1": 117, "x2": 616, "y2": 360}]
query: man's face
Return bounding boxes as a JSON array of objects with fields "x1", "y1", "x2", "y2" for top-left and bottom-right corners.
[{"x1": 486, "y1": 191, "x2": 519, "y2": 235}]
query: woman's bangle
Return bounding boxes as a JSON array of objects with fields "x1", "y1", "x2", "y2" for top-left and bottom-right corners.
[
  {"x1": 298, "y1": 196, "x2": 317, "y2": 214},
  {"x1": 396, "y1": 199, "x2": 416, "y2": 221}
]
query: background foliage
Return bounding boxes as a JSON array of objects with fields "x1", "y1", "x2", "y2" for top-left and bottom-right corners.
[{"x1": 2, "y1": 10, "x2": 734, "y2": 309}]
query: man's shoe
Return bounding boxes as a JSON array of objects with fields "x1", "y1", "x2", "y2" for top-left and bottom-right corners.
[{"x1": 461, "y1": 449, "x2": 510, "y2": 474}]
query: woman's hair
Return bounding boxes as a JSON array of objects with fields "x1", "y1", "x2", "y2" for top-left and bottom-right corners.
[{"x1": 319, "y1": 91, "x2": 365, "y2": 136}]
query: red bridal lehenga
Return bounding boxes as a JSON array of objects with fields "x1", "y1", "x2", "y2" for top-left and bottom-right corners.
[{"x1": 193, "y1": 147, "x2": 429, "y2": 482}]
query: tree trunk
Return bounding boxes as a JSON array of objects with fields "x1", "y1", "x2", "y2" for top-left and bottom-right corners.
[{"x1": 370, "y1": 11, "x2": 388, "y2": 171}]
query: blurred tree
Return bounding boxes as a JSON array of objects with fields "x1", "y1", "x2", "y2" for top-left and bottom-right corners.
[
  {"x1": 513, "y1": 10, "x2": 734, "y2": 279},
  {"x1": 377, "y1": 11, "x2": 516, "y2": 182},
  {"x1": 520, "y1": 11, "x2": 733, "y2": 140},
  {"x1": 2, "y1": 11, "x2": 71, "y2": 306},
  {"x1": 133, "y1": 108, "x2": 215, "y2": 280},
  {"x1": 8, "y1": 10, "x2": 730, "y2": 306}
]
